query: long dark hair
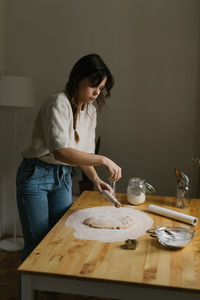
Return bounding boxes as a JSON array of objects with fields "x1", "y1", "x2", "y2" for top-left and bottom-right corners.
[{"x1": 65, "y1": 54, "x2": 114, "y2": 142}]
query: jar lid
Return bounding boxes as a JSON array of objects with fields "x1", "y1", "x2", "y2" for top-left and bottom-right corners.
[
  {"x1": 128, "y1": 177, "x2": 155, "y2": 194},
  {"x1": 128, "y1": 177, "x2": 145, "y2": 184}
]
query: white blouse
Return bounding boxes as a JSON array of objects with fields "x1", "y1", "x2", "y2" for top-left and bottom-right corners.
[{"x1": 22, "y1": 92, "x2": 97, "y2": 165}]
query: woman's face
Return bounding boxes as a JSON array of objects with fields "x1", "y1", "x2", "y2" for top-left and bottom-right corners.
[{"x1": 76, "y1": 76, "x2": 107, "y2": 107}]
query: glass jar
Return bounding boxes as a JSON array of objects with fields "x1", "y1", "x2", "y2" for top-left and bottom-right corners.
[
  {"x1": 127, "y1": 177, "x2": 146, "y2": 205},
  {"x1": 176, "y1": 185, "x2": 190, "y2": 208}
]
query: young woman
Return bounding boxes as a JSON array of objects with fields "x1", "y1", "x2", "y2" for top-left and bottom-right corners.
[{"x1": 16, "y1": 54, "x2": 121, "y2": 261}]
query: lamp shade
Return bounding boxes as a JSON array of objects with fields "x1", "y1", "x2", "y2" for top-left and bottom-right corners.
[{"x1": 0, "y1": 75, "x2": 35, "y2": 107}]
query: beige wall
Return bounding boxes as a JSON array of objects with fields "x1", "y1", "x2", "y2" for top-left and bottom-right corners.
[
  {"x1": 1, "y1": 0, "x2": 200, "y2": 235},
  {"x1": 97, "y1": 0, "x2": 200, "y2": 196},
  {"x1": 0, "y1": 0, "x2": 5, "y2": 74},
  {"x1": 0, "y1": 0, "x2": 7, "y2": 237}
]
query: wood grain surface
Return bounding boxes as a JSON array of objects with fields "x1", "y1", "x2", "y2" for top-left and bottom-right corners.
[{"x1": 18, "y1": 191, "x2": 200, "y2": 292}]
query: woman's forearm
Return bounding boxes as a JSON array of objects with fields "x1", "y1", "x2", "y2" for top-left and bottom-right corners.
[
  {"x1": 80, "y1": 165, "x2": 99, "y2": 182},
  {"x1": 53, "y1": 147, "x2": 122, "y2": 182},
  {"x1": 53, "y1": 147, "x2": 105, "y2": 167},
  {"x1": 80, "y1": 165, "x2": 112, "y2": 193}
]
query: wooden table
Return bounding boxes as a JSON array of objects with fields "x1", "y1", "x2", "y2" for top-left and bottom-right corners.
[{"x1": 18, "y1": 191, "x2": 200, "y2": 300}]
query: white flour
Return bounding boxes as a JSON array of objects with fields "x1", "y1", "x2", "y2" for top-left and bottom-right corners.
[
  {"x1": 65, "y1": 206, "x2": 153, "y2": 242},
  {"x1": 127, "y1": 193, "x2": 146, "y2": 205}
]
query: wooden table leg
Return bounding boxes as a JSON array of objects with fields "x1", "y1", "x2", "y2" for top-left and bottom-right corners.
[{"x1": 21, "y1": 274, "x2": 34, "y2": 300}]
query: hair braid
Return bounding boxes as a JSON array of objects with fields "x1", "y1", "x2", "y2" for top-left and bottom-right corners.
[{"x1": 71, "y1": 97, "x2": 80, "y2": 143}]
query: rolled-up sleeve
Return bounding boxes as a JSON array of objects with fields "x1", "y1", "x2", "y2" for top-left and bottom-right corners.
[{"x1": 41, "y1": 99, "x2": 71, "y2": 152}]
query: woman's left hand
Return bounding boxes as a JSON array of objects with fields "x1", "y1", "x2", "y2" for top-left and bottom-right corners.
[
  {"x1": 94, "y1": 177, "x2": 114, "y2": 194},
  {"x1": 80, "y1": 166, "x2": 116, "y2": 194}
]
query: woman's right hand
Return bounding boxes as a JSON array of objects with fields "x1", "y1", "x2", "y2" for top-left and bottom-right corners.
[{"x1": 102, "y1": 157, "x2": 122, "y2": 182}]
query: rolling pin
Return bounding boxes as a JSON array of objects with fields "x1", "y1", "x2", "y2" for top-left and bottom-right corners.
[{"x1": 102, "y1": 190, "x2": 121, "y2": 208}]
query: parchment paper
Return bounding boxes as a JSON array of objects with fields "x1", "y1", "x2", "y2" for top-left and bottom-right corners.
[{"x1": 65, "y1": 206, "x2": 153, "y2": 242}]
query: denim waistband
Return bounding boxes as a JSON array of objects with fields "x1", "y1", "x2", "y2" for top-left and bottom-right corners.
[
  {"x1": 23, "y1": 157, "x2": 71, "y2": 170},
  {"x1": 22, "y1": 158, "x2": 72, "y2": 186}
]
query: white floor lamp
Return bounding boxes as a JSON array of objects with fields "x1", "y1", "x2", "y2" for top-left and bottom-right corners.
[{"x1": 0, "y1": 75, "x2": 35, "y2": 251}]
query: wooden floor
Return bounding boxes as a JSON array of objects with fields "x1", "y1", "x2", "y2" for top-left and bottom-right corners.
[
  {"x1": 0, "y1": 249, "x2": 21, "y2": 300},
  {"x1": 0, "y1": 249, "x2": 113, "y2": 300}
]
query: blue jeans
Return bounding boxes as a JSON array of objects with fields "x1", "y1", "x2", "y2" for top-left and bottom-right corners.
[{"x1": 16, "y1": 158, "x2": 72, "y2": 262}]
